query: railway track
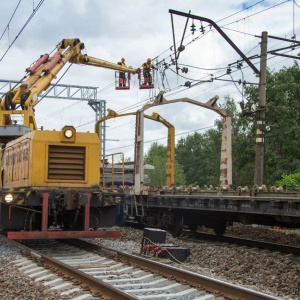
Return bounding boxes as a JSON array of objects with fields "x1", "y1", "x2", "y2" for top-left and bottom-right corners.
[
  {"x1": 180, "y1": 231, "x2": 300, "y2": 261},
  {"x1": 8, "y1": 238, "x2": 282, "y2": 300}
]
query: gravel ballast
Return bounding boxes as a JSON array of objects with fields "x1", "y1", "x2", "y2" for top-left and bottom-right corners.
[
  {"x1": 93, "y1": 224, "x2": 300, "y2": 300},
  {"x1": 0, "y1": 224, "x2": 299, "y2": 299}
]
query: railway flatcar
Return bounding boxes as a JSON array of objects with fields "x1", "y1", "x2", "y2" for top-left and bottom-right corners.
[
  {"x1": 125, "y1": 185, "x2": 300, "y2": 237},
  {"x1": 120, "y1": 92, "x2": 300, "y2": 237}
]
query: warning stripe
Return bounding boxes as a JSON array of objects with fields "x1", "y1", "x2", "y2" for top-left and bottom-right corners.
[{"x1": 0, "y1": 188, "x2": 29, "y2": 204}]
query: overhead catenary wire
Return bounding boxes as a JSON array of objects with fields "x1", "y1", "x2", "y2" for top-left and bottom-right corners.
[
  {"x1": 91, "y1": 14, "x2": 298, "y2": 158},
  {"x1": 0, "y1": 0, "x2": 45, "y2": 62},
  {"x1": 85, "y1": 65, "x2": 295, "y2": 154},
  {"x1": 0, "y1": 0, "x2": 22, "y2": 42},
  {"x1": 220, "y1": 0, "x2": 290, "y2": 29},
  {"x1": 49, "y1": 1, "x2": 292, "y2": 120},
  {"x1": 109, "y1": 53, "x2": 286, "y2": 146},
  {"x1": 156, "y1": 0, "x2": 289, "y2": 70},
  {"x1": 153, "y1": 0, "x2": 266, "y2": 60},
  {"x1": 216, "y1": 0, "x2": 265, "y2": 24},
  {"x1": 111, "y1": 43, "x2": 295, "y2": 121},
  {"x1": 127, "y1": 1, "x2": 293, "y2": 103},
  {"x1": 37, "y1": 1, "x2": 296, "y2": 134},
  {"x1": 295, "y1": 0, "x2": 300, "y2": 9}
]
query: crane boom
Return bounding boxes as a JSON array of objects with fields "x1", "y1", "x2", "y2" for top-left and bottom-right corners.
[{"x1": 0, "y1": 38, "x2": 138, "y2": 139}]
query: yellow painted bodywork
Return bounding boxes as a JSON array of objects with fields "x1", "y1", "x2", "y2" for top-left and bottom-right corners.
[{"x1": 2, "y1": 128, "x2": 100, "y2": 189}]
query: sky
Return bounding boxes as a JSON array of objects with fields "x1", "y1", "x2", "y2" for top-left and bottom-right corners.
[{"x1": 0, "y1": 0, "x2": 299, "y2": 160}]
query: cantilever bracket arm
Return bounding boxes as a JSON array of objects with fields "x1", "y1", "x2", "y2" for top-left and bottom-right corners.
[
  {"x1": 169, "y1": 9, "x2": 260, "y2": 75},
  {"x1": 142, "y1": 90, "x2": 227, "y2": 117}
]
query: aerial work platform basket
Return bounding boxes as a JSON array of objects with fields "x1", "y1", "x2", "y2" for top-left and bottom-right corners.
[
  {"x1": 138, "y1": 69, "x2": 154, "y2": 89},
  {"x1": 115, "y1": 71, "x2": 131, "y2": 90}
]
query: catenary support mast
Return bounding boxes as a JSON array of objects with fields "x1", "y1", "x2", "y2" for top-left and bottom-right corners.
[{"x1": 255, "y1": 32, "x2": 268, "y2": 186}]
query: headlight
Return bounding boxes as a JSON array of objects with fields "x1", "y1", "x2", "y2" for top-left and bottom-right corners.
[
  {"x1": 61, "y1": 126, "x2": 76, "y2": 142},
  {"x1": 4, "y1": 194, "x2": 13, "y2": 203},
  {"x1": 64, "y1": 129, "x2": 73, "y2": 138}
]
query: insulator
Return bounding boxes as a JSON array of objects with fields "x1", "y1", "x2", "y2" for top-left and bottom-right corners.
[
  {"x1": 226, "y1": 67, "x2": 232, "y2": 74},
  {"x1": 259, "y1": 185, "x2": 268, "y2": 192},
  {"x1": 178, "y1": 45, "x2": 185, "y2": 52},
  {"x1": 190, "y1": 21, "x2": 196, "y2": 35},
  {"x1": 237, "y1": 62, "x2": 243, "y2": 69},
  {"x1": 253, "y1": 185, "x2": 268, "y2": 192},
  {"x1": 182, "y1": 67, "x2": 188, "y2": 74},
  {"x1": 271, "y1": 186, "x2": 283, "y2": 192},
  {"x1": 184, "y1": 81, "x2": 191, "y2": 87},
  {"x1": 239, "y1": 101, "x2": 245, "y2": 110},
  {"x1": 200, "y1": 24, "x2": 205, "y2": 34},
  {"x1": 238, "y1": 186, "x2": 249, "y2": 193},
  {"x1": 247, "y1": 101, "x2": 254, "y2": 110}
]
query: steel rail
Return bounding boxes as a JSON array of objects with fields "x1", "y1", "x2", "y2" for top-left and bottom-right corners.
[
  {"x1": 67, "y1": 239, "x2": 282, "y2": 300},
  {"x1": 181, "y1": 231, "x2": 300, "y2": 256},
  {"x1": 11, "y1": 239, "x2": 139, "y2": 300}
]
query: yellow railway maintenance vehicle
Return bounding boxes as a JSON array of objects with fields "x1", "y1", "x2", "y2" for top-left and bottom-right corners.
[{"x1": 0, "y1": 38, "x2": 138, "y2": 239}]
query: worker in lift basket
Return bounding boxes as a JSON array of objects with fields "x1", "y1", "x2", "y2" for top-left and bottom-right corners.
[
  {"x1": 142, "y1": 58, "x2": 158, "y2": 85},
  {"x1": 117, "y1": 57, "x2": 127, "y2": 86}
]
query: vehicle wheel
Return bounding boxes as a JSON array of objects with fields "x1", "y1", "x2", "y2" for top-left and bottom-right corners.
[
  {"x1": 168, "y1": 213, "x2": 183, "y2": 237},
  {"x1": 89, "y1": 207, "x2": 101, "y2": 229},
  {"x1": 188, "y1": 224, "x2": 198, "y2": 232},
  {"x1": 29, "y1": 212, "x2": 36, "y2": 231},
  {"x1": 213, "y1": 220, "x2": 227, "y2": 236}
]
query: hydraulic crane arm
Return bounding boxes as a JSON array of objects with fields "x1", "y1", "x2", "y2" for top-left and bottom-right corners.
[
  {"x1": 60, "y1": 38, "x2": 138, "y2": 74},
  {"x1": 0, "y1": 38, "x2": 138, "y2": 132},
  {"x1": 72, "y1": 54, "x2": 138, "y2": 73}
]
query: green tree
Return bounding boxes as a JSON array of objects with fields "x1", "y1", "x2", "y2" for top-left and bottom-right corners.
[
  {"x1": 144, "y1": 142, "x2": 186, "y2": 186},
  {"x1": 176, "y1": 129, "x2": 221, "y2": 187},
  {"x1": 245, "y1": 62, "x2": 300, "y2": 185},
  {"x1": 275, "y1": 172, "x2": 300, "y2": 191},
  {"x1": 144, "y1": 63, "x2": 300, "y2": 189},
  {"x1": 175, "y1": 96, "x2": 256, "y2": 189}
]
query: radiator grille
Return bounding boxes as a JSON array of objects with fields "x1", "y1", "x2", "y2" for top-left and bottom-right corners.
[{"x1": 48, "y1": 145, "x2": 85, "y2": 180}]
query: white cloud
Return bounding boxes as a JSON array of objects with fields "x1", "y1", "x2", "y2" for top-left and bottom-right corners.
[{"x1": 0, "y1": 0, "x2": 299, "y2": 160}]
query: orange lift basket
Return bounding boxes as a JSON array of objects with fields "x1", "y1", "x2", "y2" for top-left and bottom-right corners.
[
  {"x1": 115, "y1": 71, "x2": 131, "y2": 90},
  {"x1": 138, "y1": 69, "x2": 154, "y2": 89}
]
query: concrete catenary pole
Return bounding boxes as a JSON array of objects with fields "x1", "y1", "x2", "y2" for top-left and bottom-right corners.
[{"x1": 254, "y1": 31, "x2": 268, "y2": 186}]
